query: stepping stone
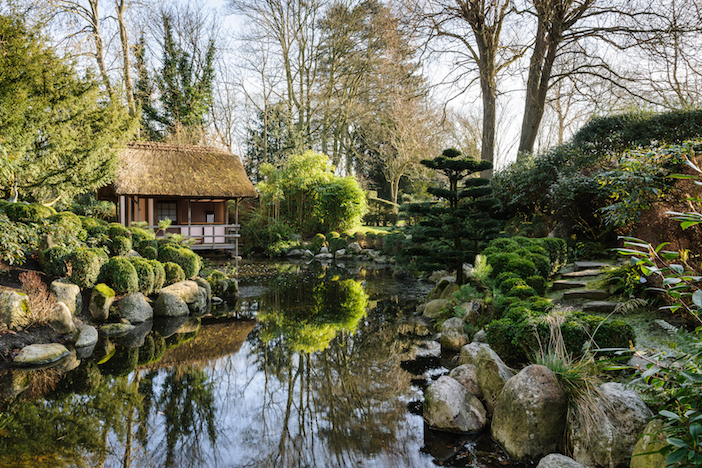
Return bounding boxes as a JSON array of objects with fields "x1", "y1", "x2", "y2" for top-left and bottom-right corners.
[
  {"x1": 563, "y1": 289, "x2": 610, "y2": 301},
  {"x1": 552, "y1": 280, "x2": 588, "y2": 291},
  {"x1": 561, "y1": 269, "x2": 606, "y2": 278},
  {"x1": 574, "y1": 261, "x2": 610, "y2": 271},
  {"x1": 13, "y1": 343, "x2": 71, "y2": 367},
  {"x1": 582, "y1": 301, "x2": 619, "y2": 313}
]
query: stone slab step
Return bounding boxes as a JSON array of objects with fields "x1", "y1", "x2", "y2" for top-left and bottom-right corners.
[
  {"x1": 563, "y1": 289, "x2": 611, "y2": 301},
  {"x1": 574, "y1": 261, "x2": 610, "y2": 271},
  {"x1": 561, "y1": 269, "x2": 606, "y2": 279},
  {"x1": 583, "y1": 301, "x2": 619, "y2": 313},
  {"x1": 552, "y1": 280, "x2": 588, "y2": 291}
]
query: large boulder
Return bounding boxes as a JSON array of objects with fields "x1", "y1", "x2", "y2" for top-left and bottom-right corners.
[
  {"x1": 116, "y1": 320, "x2": 153, "y2": 349},
  {"x1": 440, "y1": 317, "x2": 470, "y2": 351},
  {"x1": 50, "y1": 280, "x2": 82, "y2": 314},
  {"x1": 571, "y1": 382, "x2": 653, "y2": 468},
  {"x1": 424, "y1": 375, "x2": 487, "y2": 433},
  {"x1": 475, "y1": 346, "x2": 515, "y2": 411},
  {"x1": 0, "y1": 290, "x2": 29, "y2": 330},
  {"x1": 347, "y1": 242, "x2": 362, "y2": 254},
  {"x1": 423, "y1": 299, "x2": 449, "y2": 319},
  {"x1": 440, "y1": 283, "x2": 460, "y2": 300},
  {"x1": 49, "y1": 302, "x2": 77, "y2": 335},
  {"x1": 459, "y1": 342, "x2": 491, "y2": 366},
  {"x1": 13, "y1": 343, "x2": 71, "y2": 367},
  {"x1": 491, "y1": 365, "x2": 567, "y2": 460},
  {"x1": 89, "y1": 283, "x2": 115, "y2": 321},
  {"x1": 630, "y1": 420, "x2": 666, "y2": 468},
  {"x1": 456, "y1": 301, "x2": 481, "y2": 324},
  {"x1": 153, "y1": 280, "x2": 206, "y2": 317},
  {"x1": 118, "y1": 292, "x2": 153, "y2": 324},
  {"x1": 536, "y1": 454, "x2": 589, "y2": 468},
  {"x1": 449, "y1": 364, "x2": 482, "y2": 398},
  {"x1": 75, "y1": 324, "x2": 99, "y2": 348}
]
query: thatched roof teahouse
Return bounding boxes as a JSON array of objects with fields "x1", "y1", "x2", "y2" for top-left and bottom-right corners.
[{"x1": 98, "y1": 142, "x2": 258, "y2": 254}]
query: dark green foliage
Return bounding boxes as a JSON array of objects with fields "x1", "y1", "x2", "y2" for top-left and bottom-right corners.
[
  {"x1": 309, "y1": 233, "x2": 327, "y2": 253},
  {"x1": 404, "y1": 148, "x2": 498, "y2": 285},
  {"x1": 506, "y1": 284, "x2": 538, "y2": 299},
  {"x1": 163, "y1": 262, "x2": 185, "y2": 285},
  {"x1": 326, "y1": 231, "x2": 340, "y2": 239},
  {"x1": 81, "y1": 216, "x2": 108, "y2": 235},
  {"x1": 100, "y1": 347, "x2": 138, "y2": 377},
  {"x1": 0, "y1": 213, "x2": 38, "y2": 265},
  {"x1": 526, "y1": 275, "x2": 547, "y2": 296},
  {"x1": 43, "y1": 246, "x2": 72, "y2": 277},
  {"x1": 99, "y1": 257, "x2": 139, "y2": 295},
  {"x1": 48, "y1": 212, "x2": 83, "y2": 233},
  {"x1": 487, "y1": 252, "x2": 537, "y2": 279},
  {"x1": 110, "y1": 236, "x2": 132, "y2": 257},
  {"x1": 69, "y1": 193, "x2": 115, "y2": 221},
  {"x1": 66, "y1": 247, "x2": 107, "y2": 288},
  {"x1": 128, "y1": 257, "x2": 156, "y2": 295},
  {"x1": 315, "y1": 178, "x2": 368, "y2": 232},
  {"x1": 158, "y1": 245, "x2": 201, "y2": 278},
  {"x1": 328, "y1": 236, "x2": 347, "y2": 253},
  {"x1": 4, "y1": 203, "x2": 56, "y2": 223},
  {"x1": 499, "y1": 277, "x2": 527, "y2": 293},
  {"x1": 148, "y1": 259, "x2": 166, "y2": 293},
  {"x1": 138, "y1": 335, "x2": 156, "y2": 365},
  {"x1": 128, "y1": 227, "x2": 155, "y2": 244},
  {"x1": 139, "y1": 244, "x2": 158, "y2": 260},
  {"x1": 539, "y1": 237, "x2": 568, "y2": 275}
]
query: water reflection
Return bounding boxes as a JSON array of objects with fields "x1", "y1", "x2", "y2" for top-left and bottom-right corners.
[{"x1": 0, "y1": 262, "x2": 523, "y2": 468}]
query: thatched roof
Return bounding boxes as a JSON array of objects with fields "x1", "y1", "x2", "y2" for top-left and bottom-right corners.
[{"x1": 113, "y1": 142, "x2": 258, "y2": 198}]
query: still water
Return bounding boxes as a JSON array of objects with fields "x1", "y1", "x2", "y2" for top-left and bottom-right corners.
[{"x1": 0, "y1": 261, "x2": 524, "y2": 468}]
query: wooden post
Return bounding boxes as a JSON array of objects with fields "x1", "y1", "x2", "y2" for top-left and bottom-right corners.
[{"x1": 119, "y1": 195, "x2": 126, "y2": 226}]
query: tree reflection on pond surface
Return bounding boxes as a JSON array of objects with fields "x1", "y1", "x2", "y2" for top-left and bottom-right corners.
[{"x1": 0, "y1": 262, "x2": 524, "y2": 468}]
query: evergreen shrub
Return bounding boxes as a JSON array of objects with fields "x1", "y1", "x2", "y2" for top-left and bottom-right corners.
[
  {"x1": 99, "y1": 256, "x2": 139, "y2": 294},
  {"x1": 163, "y1": 262, "x2": 185, "y2": 285},
  {"x1": 148, "y1": 259, "x2": 165, "y2": 293},
  {"x1": 526, "y1": 275, "x2": 547, "y2": 296},
  {"x1": 309, "y1": 233, "x2": 326, "y2": 253},
  {"x1": 110, "y1": 235, "x2": 132, "y2": 256},
  {"x1": 107, "y1": 223, "x2": 130, "y2": 239},
  {"x1": 4, "y1": 203, "x2": 56, "y2": 223},
  {"x1": 158, "y1": 245, "x2": 201, "y2": 278},
  {"x1": 66, "y1": 247, "x2": 107, "y2": 288},
  {"x1": 43, "y1": 245, "x2": 72, "y2": 277},
  {"x1": 129, "y1": 257, "x2": 155, "y2": 295}
]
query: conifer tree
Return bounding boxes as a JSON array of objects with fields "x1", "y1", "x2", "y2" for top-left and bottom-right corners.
[{"x1": 405, "y1": 148, "x2": 501, "y2": 285}]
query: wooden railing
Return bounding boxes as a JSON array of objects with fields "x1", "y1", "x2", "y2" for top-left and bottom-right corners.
[{"x1": 146, "y1": 223, "x2": 241, "y2": 251}]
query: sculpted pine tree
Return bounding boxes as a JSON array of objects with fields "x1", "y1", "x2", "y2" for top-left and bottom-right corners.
[{"x1": 406, "y1": 148, "x2": 501, "y2": 285}]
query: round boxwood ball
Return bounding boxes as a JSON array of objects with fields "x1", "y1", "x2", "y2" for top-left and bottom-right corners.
[
  {"x1": 163, "y1": 262, "x2": 185, "y2": 285},
  {"x1": 99, "y1": 256, "x2": 139, "y2": 295}
]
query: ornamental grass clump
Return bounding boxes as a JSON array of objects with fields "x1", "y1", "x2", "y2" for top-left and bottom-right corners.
[{"x1": 19, "y1": 271, "x2": 58, "y2": 327}]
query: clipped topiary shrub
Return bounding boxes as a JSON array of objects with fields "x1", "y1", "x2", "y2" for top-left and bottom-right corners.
[
  {"x1": 80, "y1": 216, "x2": 107, "y2": 232},
  {"x1": 49, "y1": 212, "x2": 84, "y2": 233},
  {"x1": 128, "y1": 257, "x2": 155, "y2": 295},
  {"x1": 506, "y1": 284, "x2": 538, "y2": 299},
  {"x1": 499, "y1": 277, "x2": 527, "y2": 293},
  {"x1": 158, "y1": 245, "x2": 201, "y2": 278},
  {"x1": 326, "y1": 231, "x2": 340, "y2": 239},
  {"x1": 148, "y1": 259, "x2": 165, "y2": 293},
  {"x1": 99, "y1": 256, "x2": 139, "y2": 295},
  {"x1": 66, "y1": 247, "x2": 107, "y2": 288},
  {"x1": 328, "y1": 236, "x2": 347, "y2": 253},
  {"x1": 43, "y1": 245, "x2": 71, "y2": 277},
  {"x1": 538, "y1": 237, "x2": 568, "y2": 275},
  {"x1": 110, "y1": 235, "x2": 132, "y2": 256},
  {"x1": 107, "y1": 223, "x2": 130, "y2": 239},
  {"x1": 129, "y1": 226, "x2": 155, "y2": 243},
  {"x1": 4, "y1": 203, "x2": 56, "y2": 223},
  {"x1": 163, "y1": 262, "x2": 185, "y2": 285}
]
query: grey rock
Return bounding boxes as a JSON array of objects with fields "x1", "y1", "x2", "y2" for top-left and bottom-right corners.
[
  {"x1": 303, "y1": 249, "x2": 314, "y2": 257},
  {"x1": 89, "y1": 284, "x2": 115, "y2": 321},
  {"x1": 424, "y1": 375, "x2": 487, "y2": 433},
  {"x1": 536, "y1": 454, "x2": 589, "y2": 468},
  {"x1": 552, "y1": 280, "x2": 588, "y2": 291},
  {"x1": 13, "y1": 344, "x2": 71, "y2": 367},
  {"x1": 49, "y1": 302, "x2": 77, "y2": 335},
  {"x1": 473, "y1": 330, "x2": 487, "y2": 343},
  {"x1": 457, "y1": 301, "x2": 481, "y2": 324},
  {"x1": 99, "y1": 323, "x2": 135, "y2": 338},
  {"x1": 561, "y1": 269, "x2": 606, "y2": 278},
  {"x1": 440, "y1": 283, "x2": 460, "y2": 300},
  {"x1": 440, "y1": 331, "x2": 470, "y2": 352},
  {"x1": 0, "y1": 290, "x2": 29, "y2": 330},
  {"x1": 347, "y1": 242, "x2": 363, "y2": 254},
  {"x1": 459, "y1": 342, "x2": 490, "y2": 366},
  {"x1": 153, "y1": 315, "x2": 189, "y2": 338},
  {"x1": 630, "y1": 419, "x2": 667, "y2": 468},
  {"x1": 154, "y1": 280, "x2": 203, "y2": 317},
  {"x1": 125, "y1": 249, "x2": 141, "y2": 257},
  {"x1": 475, "y1": 346, "x2": 515, "y2": 412},
  {"x1": 563, "y1": 289, "x2": 610, "y2": 300},
  {"x1": 50, "y1": 280, "x2": 82, "y2": 314},
  {"x1": 194, "y1": 277, "x2": 212, "y2": 302},
  {"x1": 574, "y1": 261, "x2": 610, "y2": 271},
  {"x1": 320, "y1": 246, "x2": 329, "y2": 254},
  {"x1": 492, "y1": 365, "x2": 567, "y2": 460},
  {"x1": 118, "y1": 292, "x2": 153, "y2": 323},
  {"x1": 410, "y1": 340, "x2": 442, "y2": 359},
  {"x1": 571, "y1": 382, "x2": 654, "y2": 468},
  {"x1": 441, "y1": 317, "x2": 465, "y2": 333},
  {"x1": 449, "y1": 364, "x2": 482, "y2": 398},
  {"x1": 428, "y1": 270, "x2": 450, "y2": 283},
  {"x1": 423, "y1": 299, "x2": 449, "y2": 319},
  {"x1": 75, "y1": 324, "x2": 98, "y2": 348},
  {"x1": 287, "y1": 249, "x2": 302, "y2": 256},
  {"x1": 315, "y1": 252, "x2": 334, "y2": 260}
]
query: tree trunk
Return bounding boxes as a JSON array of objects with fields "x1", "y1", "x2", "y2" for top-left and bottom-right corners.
[{"x1": 116, "y1": 0, "x2": 136, "y2": 117}]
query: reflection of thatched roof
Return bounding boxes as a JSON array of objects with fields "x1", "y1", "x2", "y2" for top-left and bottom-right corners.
[
  {"x1": 114, "y1": 142, "x2": 258, "y2": 198},
  {"x1": 144, "y1": 319, "x2": 257, "y2": 370}
]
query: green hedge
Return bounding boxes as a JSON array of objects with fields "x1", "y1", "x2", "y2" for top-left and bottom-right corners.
[
  {"x1": 42, "y1": 245, "x2": 72, "y2": 277},
  {"x1": 99, "y1": 256, "x2": 139, "y2": 295},
  {"x1": 163, "y1": 262, "x2": 185, "y2": 285},
  {"x1": 5, "y1": 203, "x2": 56, "y2": 223},
  {"x1": 148, "y1": 259, "x2": 165, "y2": 293},
  {"x1": 128, "y1": 257, "x2": 155, "y2": 295},
  {"x1": 66, "y1": 247, "x2": 108, "y2": 288},
  {"x1": 158, "y1": 245, "x2": 201, "y2": 278}
]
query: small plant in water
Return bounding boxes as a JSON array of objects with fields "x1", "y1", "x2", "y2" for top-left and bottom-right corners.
[{"x1": 19, "y1": 271, "x2": 58, "y2": 326}]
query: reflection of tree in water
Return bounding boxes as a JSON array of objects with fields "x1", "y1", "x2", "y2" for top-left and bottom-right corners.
[
  {"x1": 154, "y1": 365, "x2": 218, "y2": 468},
  {"x1": 248, "y1": 267, "x2": 416, "y2": 467}
]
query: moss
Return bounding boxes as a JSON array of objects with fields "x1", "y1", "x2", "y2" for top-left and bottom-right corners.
[
  {"x1": 158, "y1": 245, "x2": 201, "y2": 278},
  {"x1": 148, "y1": 260, "x2": 165, "y2": 293},
  {"x1": 163, "y1": 262, "x2": 185, "y2": 285},
  {"x1": 99, "y1": 256, "x2": 139, "y2": 295},
  {"x1": 94, "y1": 283, "x2": 116, "y2": 299},
  {"x1": 128, "y1": 257, "x2": 155, "y2": 295}
]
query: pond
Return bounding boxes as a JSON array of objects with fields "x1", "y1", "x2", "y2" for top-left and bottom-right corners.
[{"x1": 0, "y1": 261, "x2": 527, "y2": 468}]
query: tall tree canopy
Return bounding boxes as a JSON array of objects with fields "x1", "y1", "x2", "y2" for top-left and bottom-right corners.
[{"x1": 0, "y1": 13, "x2": 135, "y2": 202}]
